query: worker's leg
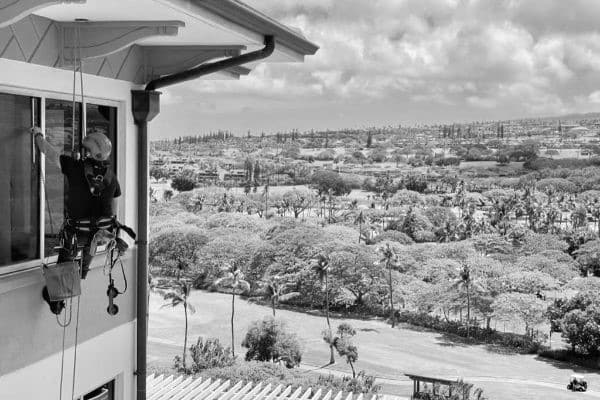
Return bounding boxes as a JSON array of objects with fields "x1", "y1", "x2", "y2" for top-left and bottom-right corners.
[
  {"x1": 80, "y1": 247, "x2": 93, "y2": 279},
  {"x1": 78, "y1": 231, "x2": 93, "y2": 279}
]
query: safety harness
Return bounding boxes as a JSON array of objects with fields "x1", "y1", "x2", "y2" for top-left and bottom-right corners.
[{"x1": 83, "y1": 159, "x2": 112, "y2": 197}]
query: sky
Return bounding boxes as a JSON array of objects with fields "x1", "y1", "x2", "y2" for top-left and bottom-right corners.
[{"x1": 152, "y1": 0, "x2": 600, "y2": 139}]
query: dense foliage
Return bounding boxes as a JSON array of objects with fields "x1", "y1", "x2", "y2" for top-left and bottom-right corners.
[{"x1": 242, "y1": 317, "x2": 303, "y2": 368}]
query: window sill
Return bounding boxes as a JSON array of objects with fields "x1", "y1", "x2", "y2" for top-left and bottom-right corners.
[{"x1": 0, "y1": 250, "x2": 134, "y2": 295}]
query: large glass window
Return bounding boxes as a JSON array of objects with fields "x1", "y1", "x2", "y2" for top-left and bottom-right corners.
[
  {"x1": 44, "y1": 99, "x2": 82, "y2": 256},
  {"x1": 0, "y1": 93, "x2": 40, "y2": 266},
  {"x1": 0, "y1": 93, "x2": 119, "y2": 268}
]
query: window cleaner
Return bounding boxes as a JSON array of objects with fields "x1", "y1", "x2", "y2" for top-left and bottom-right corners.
[{"x1": 33, "y1": 127, "x2": 122, "y2": 314}]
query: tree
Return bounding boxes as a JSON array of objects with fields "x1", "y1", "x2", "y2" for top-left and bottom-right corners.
[
  {"x1": 259, "y1": 276, "x2": 300, "y2": 316},
  {"x1": 379, "y1": 243, "x2": 398, "y2": 327},
  {"x1": 281, "y1": 188, "x2": 314, "y2": 218},
  {"x1": 163, "y1": 189, "x2": 174, "y2": 202},
  {"x1": 149, "y1": 226, "x2": 208, "y2": 278},
  {"x1": 311, "y1": 170, "x2": 352, "y2": 196},
  {"x1": 161, "y1": 280, "x2": 196, "y2": 372},
  {"x1": 253, "y1": 161, "x2": 261, "y2": 184},
  {"x1": 547, "y1": 290, "x2": 600, "y2": 353},
  {"x1": 451, "y1": 265, "x2": 485, "y2": 337},
  {"x1": 313, "y1": 254, "x2": 335, "y2": 364},
  {"x1": 214, "y1": 263, "x2": 251, "y2": 357},
  {"x1": 366, "y1": 131, "x2": 373, "y2": 148},
  {"x1": 331, "y1": 323, "x2": 359, "y2": 378},
  {"x1": 354, "y1": 211, "x2": 366, "y2": 243},
  {"x1": 561, "y1": 305, "x2": 600, "y2": 355},
  {"x1": 575, "y1": 240, "x2": 600, "y2": 276},
  {"x1": 330, "y1": 245, "x2": 385, "y2": 307},
  {"x1": 492, "y1": 293, "x2": 546, "y2": 336},
  {"x1": 171, "y1": 175, "x2": 195, "y2": 192},
  {"x1": 242, "y1": 317, "x2": 303, "y2": 367}
]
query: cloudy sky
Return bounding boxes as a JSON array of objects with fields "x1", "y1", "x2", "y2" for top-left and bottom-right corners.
[{"x1": 152, "y1": 0, "x2": 600, "y2": 138}]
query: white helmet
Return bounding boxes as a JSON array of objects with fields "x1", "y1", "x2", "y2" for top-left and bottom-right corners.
[{"x1": 83, "y1": 132, "x2": 112, "y2": 161}]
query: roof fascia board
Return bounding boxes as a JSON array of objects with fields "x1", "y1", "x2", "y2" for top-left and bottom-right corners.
[
  {"x1": 196, "y1": 0, "x2": 318, "y2": 56},
  {"x1": 158, "y1": 0, "x2": 318, "y2": 60},
  {"x1": 0, "y1": 0, "x2": 85, "y2": 28}
]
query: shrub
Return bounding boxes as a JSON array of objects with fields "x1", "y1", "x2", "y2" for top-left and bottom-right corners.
[
  {"x1": 317, "y1": 371, "x2": 381, "y2": 395},
  {"x1": 242, "y1": 317, "x2": 303, "y2": 368},
  {"x1": 311, "y1": 171, "x2": 352, "y2": 196},
  {"x1": 537, "y1": 348, "x2": 600, "y2": 369},
  {"x1": 434, "y1": 157, "x2": 461, "y2": 166},
  {"x1": 373, "y1": 231, "x2": 414, "y2": 245},
  {"x1": 536, "y1": 178, "x2": 577, "y2": 193},
  {"x1": 315, "y1": 149, "x2": 336, "y2": 161},
  {"x1": 395, "y1": 310, "x2": 540, "y2": 353},
  {"x1": 199, "y1": 361, "x2": 380, "y2": 395},
  {"x1": 171, "y1": 175, "x2": 196, "y2": 192},
  {"x1": 186, "y1": 337, "x2": 235, "y2": 373},
  {"x1": 561, "y1": 305, "x2": 600, "y2": 355}
]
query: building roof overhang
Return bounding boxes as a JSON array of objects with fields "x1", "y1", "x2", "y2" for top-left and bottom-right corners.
[{"x1": 0, "y1": 0, "x2": 318, "y2": 84}]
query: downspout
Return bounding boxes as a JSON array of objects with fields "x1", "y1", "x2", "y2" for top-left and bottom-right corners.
[{"x1": 132, "y1": 35, "x2": 275, "y2": 400}]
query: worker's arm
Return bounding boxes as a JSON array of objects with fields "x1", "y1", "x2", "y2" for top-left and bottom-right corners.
[
  {"x1": 31, "y1": 127, "x2": 61, "y2": 169},
  {"x1": 112, "y1": 197, "x2": 119, "y2": 218}
]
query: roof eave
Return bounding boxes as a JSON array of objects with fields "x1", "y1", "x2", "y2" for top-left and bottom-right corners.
[{"x1": 191, "y1": 0, "x2": 319, "y2": 57}]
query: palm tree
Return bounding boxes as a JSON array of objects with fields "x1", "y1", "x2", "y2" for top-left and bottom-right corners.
[
  {"x1": 312, "y1": 254, "x2": 335, "y2": 364},
  {"x1": 214, "y1": 263, "x2": 250, "y2": 358},
  {"x1": 263, "y1": 177, "x2": 270, "y2": 219},
  {"x1": 260, "y1": 277, "x2": 300, "y2": 317},
  {"x1": 451, "y1": 264, "x2": 485, "y2": 338},
  {"x1": 354, "y1": 211, "x2": 366, "y2": 243},
  {"x1": 161, "y1": 280, "x2": 195, "y2": 371},
  {"x1": 379, "y1": 243, "x2": 397, "y2": 327},
  {"x1": 379, "y1": 243, "x2": 397, "y2": 328}
]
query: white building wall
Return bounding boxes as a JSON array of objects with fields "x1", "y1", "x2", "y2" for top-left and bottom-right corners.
[
  {"x1": 0, "y1": 58, "x2": 141, "y2": 400},
  {"x1": 0, "y1": 322, "x2": 136, "y2": 400}
]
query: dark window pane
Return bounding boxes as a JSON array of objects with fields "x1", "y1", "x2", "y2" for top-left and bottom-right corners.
[
  {"x1": 0, "y1": 93, "x2": 40, "y2": 266},
  {"x1": 86, "y1": 103, "x2": 117, "y2": 171},
  {"x1": 83, "y1": 379, "x2": 114, "y2": 400},
  {"x1": 44, "y1": 99, "x2": 82, "y2": 256}
]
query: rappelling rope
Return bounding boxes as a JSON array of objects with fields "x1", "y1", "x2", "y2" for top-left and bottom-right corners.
[
  {"x1": 58, "y1": 307, "x2": 68, "y2": 400},
  {"x1": 70, "y1": 22, "x2": 86, "y2": 400}
]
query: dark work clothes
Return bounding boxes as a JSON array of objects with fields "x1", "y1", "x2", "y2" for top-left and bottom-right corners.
[
  {"x1": 59, "y1": 155, "x2": 121, "y2": 219},
  {"x1": 57, "y1": 155, "x2": 121, "y2": 279}
]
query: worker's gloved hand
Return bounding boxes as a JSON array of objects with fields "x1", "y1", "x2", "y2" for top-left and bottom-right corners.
[{"x1": 30, "y1": 127, "x2": 43, "y2": 136}]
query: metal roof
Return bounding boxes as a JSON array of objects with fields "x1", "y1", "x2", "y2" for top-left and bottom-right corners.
[{"x1": 147, "y1": 374, "x2": 375, "y2": 400}]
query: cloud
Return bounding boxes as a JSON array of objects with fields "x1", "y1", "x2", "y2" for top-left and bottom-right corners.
[{"x1": 160, "y1": 0, "x2": 600, "y2": 135}]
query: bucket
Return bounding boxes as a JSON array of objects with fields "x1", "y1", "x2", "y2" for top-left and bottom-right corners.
[{"x1": 42, "y1": 261, "x2": 81, "y2": 301}]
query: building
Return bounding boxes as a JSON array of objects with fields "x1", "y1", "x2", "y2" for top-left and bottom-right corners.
[{"x1": 0, "y1": 1, "x2": 317, "y2": 399}]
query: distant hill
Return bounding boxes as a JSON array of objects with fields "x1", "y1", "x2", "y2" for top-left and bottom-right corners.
[{"x1": 540, "y1": 112, "x2": 600, "y2": 121}]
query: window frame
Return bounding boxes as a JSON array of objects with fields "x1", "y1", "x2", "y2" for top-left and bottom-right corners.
[{"x1": 0, "y1": 85, "x2": 123, "y2": 277}]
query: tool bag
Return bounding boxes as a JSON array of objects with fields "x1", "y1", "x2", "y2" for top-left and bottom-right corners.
[{"x1": 42, "y1": 261, "x2": 81, "y2": 301}]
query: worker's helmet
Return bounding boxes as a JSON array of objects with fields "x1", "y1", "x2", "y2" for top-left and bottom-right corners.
[{"x1": 82, "y1": 132, "x2": 112, "y2": 161}]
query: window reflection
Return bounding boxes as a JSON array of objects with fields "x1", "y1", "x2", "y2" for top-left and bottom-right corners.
[
  {"x1": 0, "y1": 93, "x2": 40, "y2": 266},
  {"x1": 86, "y1": 104, "x2": 117, "y2": 170},
  {"x1": 44, "y1": 99, "x2": 82, "y2": 256}
]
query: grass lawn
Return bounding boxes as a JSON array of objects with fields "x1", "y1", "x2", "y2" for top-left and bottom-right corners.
[{"x1": 149, "y1": 290, "x2": 600, "y2": 400}]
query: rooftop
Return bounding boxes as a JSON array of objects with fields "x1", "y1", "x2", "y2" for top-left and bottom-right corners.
[{"x1": 147, "y1": 374, "x2": 402, "y2": 400}]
